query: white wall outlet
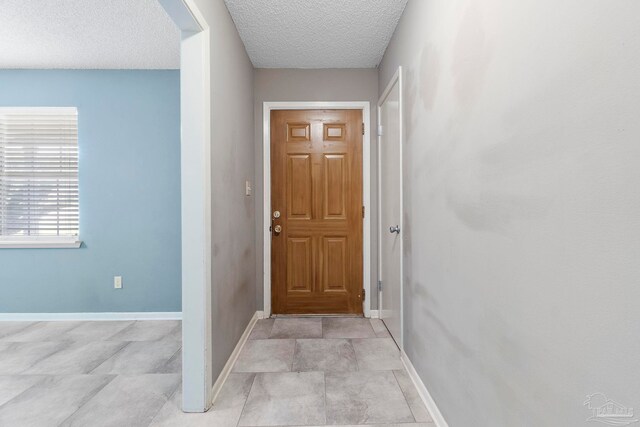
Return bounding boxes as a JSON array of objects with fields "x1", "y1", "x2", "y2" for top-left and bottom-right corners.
[
  {"x1": 245, "y1": 180, "x2": 252, "y2": 196},
  {"x1": 114, "y1": 276, "x2": 123, "y2": 289}
]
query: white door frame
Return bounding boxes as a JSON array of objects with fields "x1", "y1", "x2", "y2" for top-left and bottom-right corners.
[
  {"x1": 262, "y1": 102, "x2": 372, "y2": 318},
  {"x1": 159, "y1": 0, "x2": 212, "y2": 413},
  {"x1": 377, "y1": 67, "x2": 404, "y2": 348}
]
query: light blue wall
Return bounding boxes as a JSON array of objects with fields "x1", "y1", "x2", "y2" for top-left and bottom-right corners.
[{"x1": 0, "y1": 70, "x2": 181, "y2": 313}]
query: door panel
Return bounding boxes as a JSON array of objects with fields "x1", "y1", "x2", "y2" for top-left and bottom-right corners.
[
  {"x1": 323, "y1": 154, "x2": 347, "y2": 219},
  {"x1": 287, "y1": 154, "x2": 312, "y2": 218},
  {"x1": 323, "y1": 236, "x2": 348, "y2": 292},
  {"x1": 286, "y1": 236, "x2": 313, "y2": 292},
  {"x1": 379, "y1": 80, "x2": 403, "y2": 347},
  {"x1": 271, "y1": 110, "x2": 363, "y2": 315}
]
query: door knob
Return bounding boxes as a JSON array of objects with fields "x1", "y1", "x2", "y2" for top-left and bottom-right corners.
[
  {"x1": 271, "y1": 210, "x2": 281, "y2": 235},
  {"x1": 389, "y1": 225, "x2": 400, "y2": 234}
]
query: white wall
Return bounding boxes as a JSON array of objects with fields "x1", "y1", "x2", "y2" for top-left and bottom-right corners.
[
  {"x1": 379, "y1": 1, "x2": 640, "y2": 425},
  {"x1": 253, "y1": 69, "x2": 379, "y2": 311},
  {"x1": 193, "y1": 0, "x2": 256, "y2": 391}
]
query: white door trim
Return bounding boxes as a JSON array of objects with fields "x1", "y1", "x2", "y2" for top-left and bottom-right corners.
[
  {"x1": 377, "y1": 67, "x2": 404, "y2": 348},
  {"x1": 159, "y1": 0, "x2": 211, "y2": 413},
  {"x1": 262, "y1": 101, "x2": 372, "y2": 318}
]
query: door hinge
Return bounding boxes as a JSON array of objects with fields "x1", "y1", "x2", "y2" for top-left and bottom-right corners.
[
  {"x1": 362, "y1": 206, "x2": 365, "y2": 218},
  {"x1": 362, "y1": 123, "x2": 365, "y2": 135},
  {"x1": 378, "y1": 280, "x2": 382, "y2": 292},
  {"x1": 362, "y1": 288, "x2": 366, "y2": 301}
]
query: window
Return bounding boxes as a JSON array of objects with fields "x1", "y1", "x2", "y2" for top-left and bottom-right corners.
[{"x1": 0, "y1": 108, "x2": 80, "y2": 248}]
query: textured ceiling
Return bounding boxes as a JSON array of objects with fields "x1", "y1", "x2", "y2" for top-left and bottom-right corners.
[
  {"x1": 0, "y1": 0, "x2": 180, "y2": 69},
  {"x1": 224, "y1": 0, "x2": 408, "y2": 68}
]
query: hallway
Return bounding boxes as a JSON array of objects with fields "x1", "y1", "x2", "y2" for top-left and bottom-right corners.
[{"x1": 156, "y1": 317, "x2": 434, "y2": 426}]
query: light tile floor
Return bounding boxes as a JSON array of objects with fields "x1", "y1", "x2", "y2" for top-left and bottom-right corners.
[{"x1": 0, "y1": 318, "x2": 434, "y2": 427}]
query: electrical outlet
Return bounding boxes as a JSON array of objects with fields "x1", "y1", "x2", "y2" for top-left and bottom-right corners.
[{"x1": 114, "y1": 276, "x2": 123, "y2": 289}]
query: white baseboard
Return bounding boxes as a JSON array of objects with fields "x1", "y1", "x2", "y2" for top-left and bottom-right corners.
[
  {"x1": 209, "y1": 311, "x2": 260, "y2": 406},
  {"x1": 401, "y1": 350, "x2": 449, "y2": 427},
  {"x1": 369, "y1": 310, "x2": 380, "y2": 319},
  {"x1": 0, "y1": 312, "x2": 182, "y2": 321}
]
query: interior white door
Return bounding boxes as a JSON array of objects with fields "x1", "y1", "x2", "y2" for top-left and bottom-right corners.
[{"x1": 378, "y1": 70, "x2": 402, "y2": 348}]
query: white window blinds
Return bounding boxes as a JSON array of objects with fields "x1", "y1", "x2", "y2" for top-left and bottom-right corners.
[{"x1": 0, "y1": 107, "x2": 79, "y2": 242}]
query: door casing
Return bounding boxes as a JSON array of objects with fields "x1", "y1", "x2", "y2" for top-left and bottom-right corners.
[
  {"x1": 377, "y1": 67, "x2": 404, "y2": 349},
  {"x1": 263, "y1": 102, "x2": 371, "y2": 318}
]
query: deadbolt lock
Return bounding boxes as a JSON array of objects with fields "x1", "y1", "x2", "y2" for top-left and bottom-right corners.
[
  {"x1": 273, "y1": 210, "x2": 281, "y2": 219},
  {"x1": 273, "y1": 225, "x2": 282, "y2": 234}
]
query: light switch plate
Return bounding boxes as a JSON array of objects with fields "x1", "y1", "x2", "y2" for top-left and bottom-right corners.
[
  {"x1": 114, "y1": 276, "x2": 122, "y2": 289},
  {"x1": 245, "y1": 180, "x2": 252, "y2": 196}
]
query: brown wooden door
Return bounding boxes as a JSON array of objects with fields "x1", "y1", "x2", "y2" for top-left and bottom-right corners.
[{"x1": 271, "y1": 109, "x2": 363, "y2": 314}]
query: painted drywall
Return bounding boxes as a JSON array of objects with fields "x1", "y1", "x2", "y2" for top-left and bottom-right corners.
[
  {"x1": 253, "y1": 68, "x2": 379, "y2": 311},
  {"x1": 379, "y1": 0, "x2": 640, "y2": 425},
  {"x1": 192, "y1": 0, "x2": 256, "y2": 385},
  {"x1": 0, "y1": 70, "x2": 181, "y2": 313}
]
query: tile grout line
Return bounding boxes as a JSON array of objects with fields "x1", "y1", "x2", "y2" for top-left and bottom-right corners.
[
  {"x1": 392, "y1": 369, "x2": 418, "y2": 423},
  {"x1": 148, "y1": 380, "x2": 181, "y2": 427},
  {"x1": 82, "y1": 341, "x2": 130, "y2": 374},
  {"x1": 19, "y1": 340, "x2": 72, "y2": 373},
  {"x1": 157, "y1": 346, "x2": 182, "y2": 374},
  {"x1": 0, "y1": 321, "x2": 42, "y2": 341},
  {"x1": 290, "y1": 338, "x2": 298, "y2": 372},
  {"x1": 55, "y1": 374, "x2": 118, "y2": 427},
  {"x1": 322, "y1": 370, "x2": 328, "y2": 425},
  {"x1": 105, "y1": 320, "x2": 138, "y2": 341},
  {"x1": 0, "y1": 374, "x2": 47, "y2": 411},
  {"x1": 351, "y1": 338, "x2": 361, "y2": 372},
  {"x1": 145, "y1": 376, "x2": 182, "y2": 427},
  {"x1": 236, "y1": 373, "x2": 258, "y2": 427},
  {"x1": 265, "y1": 317, "x2": 276, "y2": 339},
  {"x1": 87, "y1": 341, "x2": 133, "y2": 374}
]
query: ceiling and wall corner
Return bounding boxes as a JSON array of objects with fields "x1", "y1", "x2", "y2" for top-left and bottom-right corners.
[
  {"x1": 0, "y1": 0, "x2": 180, "y2": 69},
  {"x1": 224, "y1": 0, "x2": 408, "y2": 68}
]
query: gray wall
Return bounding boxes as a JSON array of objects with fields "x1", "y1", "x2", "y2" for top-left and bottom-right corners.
[
  {"x1": 253, "y1": 69, "x2": 379, "y2": 311},
  {"x1": 379, "y1": 0, "x2": 640, "y2": 425},
  {"x1": 193, "y1": 0, "x2": 256, "y2": 384}
]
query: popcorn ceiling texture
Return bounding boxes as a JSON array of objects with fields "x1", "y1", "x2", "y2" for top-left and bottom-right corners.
[
  {"x1": 0, "y1": 0, "x2": 180, "y2": 69},
  {"x1": 224, "y1": 0, "x2": 408, "y2": 68}
]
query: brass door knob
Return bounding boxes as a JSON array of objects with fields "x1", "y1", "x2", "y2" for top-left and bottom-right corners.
[{"x1": 273, "y1": 225, "x2": 282, "y2": 235}]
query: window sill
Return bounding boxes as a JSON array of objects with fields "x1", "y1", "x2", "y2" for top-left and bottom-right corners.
[{"x1": 0, "y1": 240, "x2": 82, "y2": 249}]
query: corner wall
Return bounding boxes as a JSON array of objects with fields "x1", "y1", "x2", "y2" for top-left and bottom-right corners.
[
  {"x1": 379, "y1": 0, "x2": 640, "y2": 425},
  {"x1": 192, "y1": 0, "x2": 256, "y2": 385},
  {"x1": 253, "y1": 68, "x2": 379, "y2": 311}
]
